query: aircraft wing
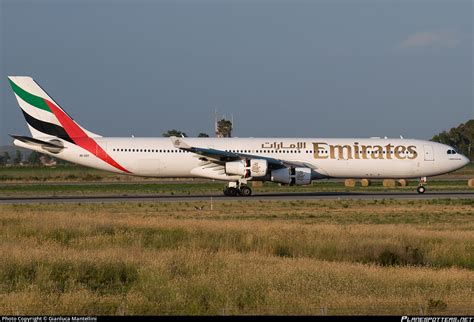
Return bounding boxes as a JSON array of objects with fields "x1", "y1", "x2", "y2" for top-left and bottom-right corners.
[{"x1": 170, "y1": 136, "x2": 317, "y2": 170}]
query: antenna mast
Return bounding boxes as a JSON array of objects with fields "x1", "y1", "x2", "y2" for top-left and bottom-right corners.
[{"x1": 214, "y1": 108, "x2": 218, "y2": 137}]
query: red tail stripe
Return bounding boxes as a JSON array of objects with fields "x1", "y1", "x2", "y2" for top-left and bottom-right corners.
[{"x1": 43, "y1": 99, "x2": 130, "y2": 173}]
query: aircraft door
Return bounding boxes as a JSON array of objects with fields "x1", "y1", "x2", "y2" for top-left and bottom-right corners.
[{"x1": 423, "y1": 145, "x2": 434, "y2": 161}]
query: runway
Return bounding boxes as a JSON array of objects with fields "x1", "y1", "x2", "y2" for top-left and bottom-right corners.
[{"x1": 1, "y1": 191, "x2": 473, "y2": 204}]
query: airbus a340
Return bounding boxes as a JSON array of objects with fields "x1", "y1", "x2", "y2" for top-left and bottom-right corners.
[{"x1": 8, "y1": 76, "x2": 470, "y2": 196}]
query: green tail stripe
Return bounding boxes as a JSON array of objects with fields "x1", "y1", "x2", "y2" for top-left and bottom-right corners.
[{"x1": 8, "y1": 79, "x2": 52, "y2": 113}]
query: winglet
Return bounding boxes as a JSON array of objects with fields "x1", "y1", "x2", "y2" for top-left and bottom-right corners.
[{"x1": 170, "y1": 136, "x2": 192, "y2": 149}]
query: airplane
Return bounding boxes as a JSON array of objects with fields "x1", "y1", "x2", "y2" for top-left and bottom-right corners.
[{"x1": 7, "y1": 76, "x2": 470, "y2": 196}]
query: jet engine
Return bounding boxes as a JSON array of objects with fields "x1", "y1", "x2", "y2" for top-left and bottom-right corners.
[
  {"x1": 225, "y1": 159, "x2": 268, "y2": 178},
  {"x1": 271, "y1": 167, "x2": 312, "y2": 185}
]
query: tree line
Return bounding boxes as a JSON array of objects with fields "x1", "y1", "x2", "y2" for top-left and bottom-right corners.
[
  {"x1": 431, "y1": 119, "x2": 473, "y2": 160},
  {"x1": 0, "y1": 150, "x2": 68, "y2": 166},
  {"x1": 162, "y1": 118, "x2": 233, "y2": 138},
  {"x1": 0, "y1": 150, "x2": 24, "y2": 166}
]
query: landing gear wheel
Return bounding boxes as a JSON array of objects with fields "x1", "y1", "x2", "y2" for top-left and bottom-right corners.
[
  {"x1": 417, "y1": 186, "x2": 426, "y2": 194},
  {"x1": 240, "y1": 186, "x2": 252, "y2": 197},
  {"x1": 224, "y1": 187, "x2": 239, "y2": 196}
]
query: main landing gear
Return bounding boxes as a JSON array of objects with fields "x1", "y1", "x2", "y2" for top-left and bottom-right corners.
[
  {"x1": 417, "y1": 177, "x2": 427, "y2": 194},
  {"x1": 223, "y1": 182, "x2": 252, "y2": 197}
]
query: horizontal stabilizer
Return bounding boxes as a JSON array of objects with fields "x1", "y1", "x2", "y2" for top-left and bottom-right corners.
[{"x1": 10, "y1": 134, "x2": 65, "y2": 154}]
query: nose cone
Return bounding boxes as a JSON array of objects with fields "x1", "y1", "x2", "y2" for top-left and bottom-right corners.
[{"x1": 461, "y1": 155, "x2": 470, "y2": 167}]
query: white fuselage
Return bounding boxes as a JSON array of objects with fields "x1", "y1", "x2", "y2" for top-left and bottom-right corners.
[{"x1": 14, "y1": 137, "x2": 470, "y2": 181}]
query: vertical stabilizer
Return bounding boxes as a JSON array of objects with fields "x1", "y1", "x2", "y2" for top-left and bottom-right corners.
[{"x1": 8, "y1": 76, "x2": 101, "y2": 141}]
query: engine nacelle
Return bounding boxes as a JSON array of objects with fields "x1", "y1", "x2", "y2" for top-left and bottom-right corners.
[
  {"x1": 225, "y1": 159, "x2": 268, "y2": 178},
  {"x1": 249, "y1": 159, "x2": 268, "y2": 177},
  {"x1": 225, "y1": 160, "x2": 246, "y2": 176},
  {"x1": 271, "y1": 167, "x2": 312, "y2": 185},
  {"x1": 293, "y1": 167, "x2": 312, "y2": 185}
]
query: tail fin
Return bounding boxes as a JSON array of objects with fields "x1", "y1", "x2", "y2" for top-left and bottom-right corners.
[{"x1": 8, "y1": 76, "x2": 101, "y2": 142}]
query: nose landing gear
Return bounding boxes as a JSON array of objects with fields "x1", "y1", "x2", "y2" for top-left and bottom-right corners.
[{"x1": 417, "y1": 177, "x2": 427, "y2": 194}]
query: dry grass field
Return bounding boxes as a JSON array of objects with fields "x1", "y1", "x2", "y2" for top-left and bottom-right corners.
[{"x1": 0, "y1": 199, "x2": 473, "y2": 315}]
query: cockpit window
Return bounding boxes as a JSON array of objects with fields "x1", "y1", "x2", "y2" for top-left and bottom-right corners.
[{"x1": 447, "y1": 149, "x2": 457, "y2": 155}]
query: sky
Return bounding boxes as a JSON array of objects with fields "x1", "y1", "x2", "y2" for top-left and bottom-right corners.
[{"x1": 0, "y1": 0, "x2": 472, "y2": 145}]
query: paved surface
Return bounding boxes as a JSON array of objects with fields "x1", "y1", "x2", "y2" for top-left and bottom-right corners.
[
  {"x1": 0, "y1": 177, "x2": 471, "y2": 186},
  {"x1": 1, "y1": 191, "x2": 473, "y2": 204}
]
